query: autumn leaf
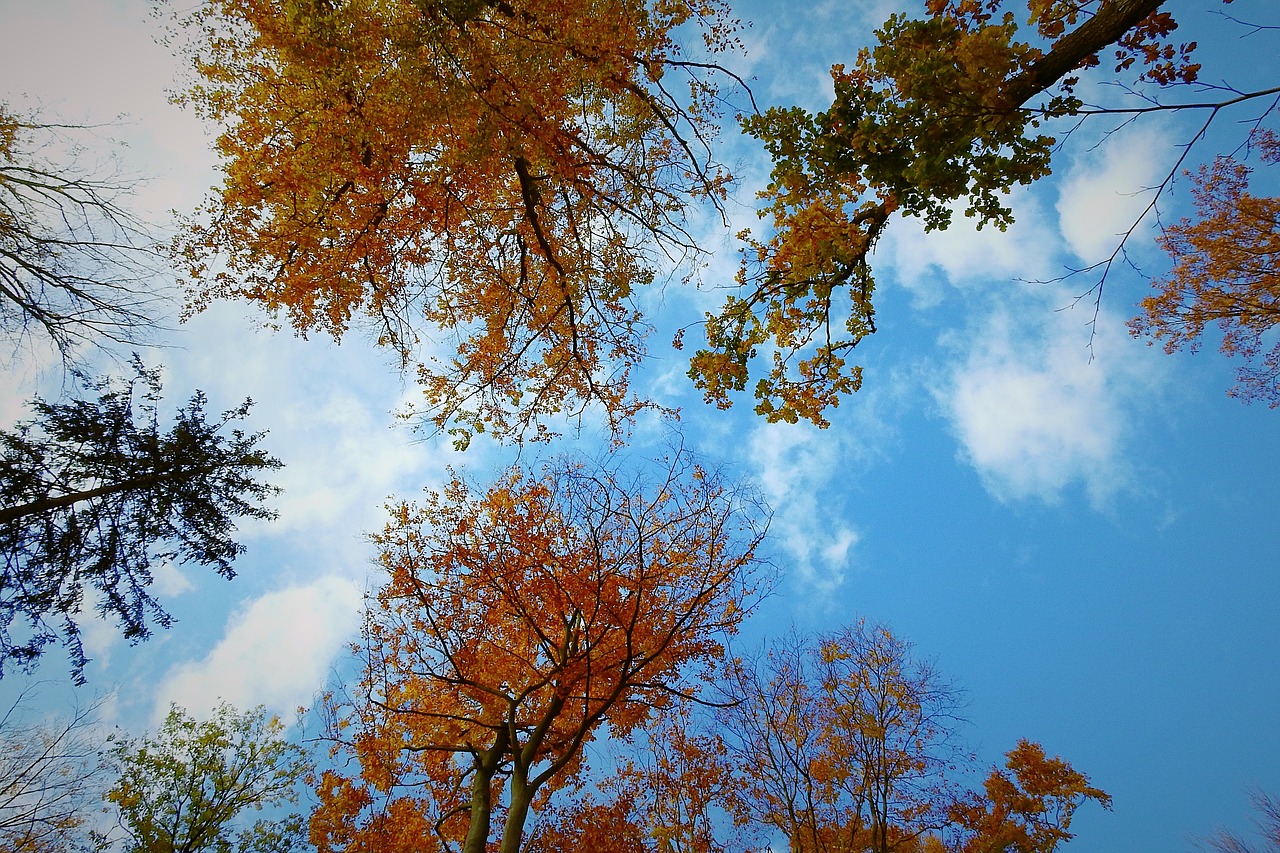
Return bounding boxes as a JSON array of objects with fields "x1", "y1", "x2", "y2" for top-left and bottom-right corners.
[
  {"x1": 168, "y1": 0, "x2": 739, "y2": 446},
  {"x1": 950, "y1": 739, "x2": 1111, "y2": 853},
  {"x1": 1130, "y1": 130, "x2": 1280, "y2": 406},
  {"x1": 717, "y1": 622, "x2": 965, "y2": 853},
  {"x1": 714, "y1": 622, "x2": 1109, "y2": 853},
  {"x1": 691, "y1": 0, "x2": 1224, "y2": 426},
  {"x1": 313, "y1": 448, "x2": 770, "y2": 853}
]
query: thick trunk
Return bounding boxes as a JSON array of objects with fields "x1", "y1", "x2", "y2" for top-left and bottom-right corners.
[
  {"x1": 498, "y1": 773, "x2": 534, "y2": 853},
  {"x1": 460, "y1": 733, "x2": 508, "y2": 853},
  {"x1": 495, "y1": 688, "x2": 568, "y2": 853},
  {"x1": 459, "y1": 765, "x2": 494, "y2": 853},
  {"x1": 998, "y1": 0, "x2": 1166, "y2": 110}
]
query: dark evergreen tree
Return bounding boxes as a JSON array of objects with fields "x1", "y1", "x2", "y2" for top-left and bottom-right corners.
[{"x1": 0, "y1": 358, "x2": 281, "y2": 681}]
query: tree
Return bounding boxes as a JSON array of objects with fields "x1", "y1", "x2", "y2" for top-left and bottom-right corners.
[
  {"x1": 167, "y1": 0, "x2": 742, "y2": 447},
  {"x1": 686, "y1": 0, "x2": 1278, "y2": 425},
  {"x1": 0, "y1": 689, "x2": 108, "y2": 853},
  {"x1": 309, "y1": 448, "x2": 770, "y2": 853},
  {"x1": 707, "y1": 623, "x2": 1108, "y2": 853},
  {"x1": 1201, "y1": 789, "x2": 1280, "y2": 853},
  {"x1": 0, "y1": 103, "x2": 163, "y2": 363},
  {"x1": 99, "y1": 701, "x2": 312, "y2": 853},
  {"x1": 504, "y1": 622, "x2": 1109, "y2": 853},
  {"x1": 718, "y1": 623, "x2": 965, "y2": 853},
  {"x1": 949, "y1": 740, "x2": 1112, "y2": 853},
  {"x1": 0, "y1": 358, "x2": 281, "y2": 682},
  {"x1": 521, "y1": 694, "x2": 745, "y2": 853},
  {"x1": 1129, "y1": 129, "x2": 1280, "y2": 405}
]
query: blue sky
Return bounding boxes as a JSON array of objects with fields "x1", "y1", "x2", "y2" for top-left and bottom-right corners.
[{"x1": 1, "y1": 0, "x2": 1278, "y2": 850}]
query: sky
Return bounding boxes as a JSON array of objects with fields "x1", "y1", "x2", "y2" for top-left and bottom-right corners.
[{"x1": 1, "y1": 0, "x2": 1278, "y2": 851}]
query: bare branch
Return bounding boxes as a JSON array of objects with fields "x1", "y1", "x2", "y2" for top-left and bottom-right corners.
[{"x1": 0, "y1": 105, "x2": 168, "y2": 366}]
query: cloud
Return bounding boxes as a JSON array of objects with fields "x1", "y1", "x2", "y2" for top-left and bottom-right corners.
[
  {"x1": 151, "y1": 562, "x2": 196, "y2": 597},
  {"x1": 1056, "y1": 123, "x2": 1170, "y2": 262},
  {"x1": 74, "y1": 591, "x2": 124, "y2": 672},
  {"x1": 152, "y1": 575, "x2": 364, "y2": 723},
  {"x1": 872, "y1": 123, "x2": 1174, "y2": 508},
  {"x1": 935, "y1": 296, "x2": 1163, "y2": 506},
  {"x1": 881, "y1": 188, "x2": 1059, "y2": 306},
  {"x1": 157, "y1": 301, "x2": 469, "y2": 575},
  {"x1": 0, "y1": 0, "x2": 219, "y2": 234},
  {"x1": 746, "y1": 422, "x2": 860, "y2": 592}
]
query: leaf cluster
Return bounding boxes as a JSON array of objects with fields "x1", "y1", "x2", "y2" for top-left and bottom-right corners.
[
  {"x1": 100, "y1": 701, "x2": 312, "y2": 853},
  {"x1": 1130, "y1": 129, "x2": 1280, "y2": 405},
  {"x1": 948, "y1": 739, "x2": 1112, "y2": 853},
  {"x1": 168, "y1": 0, "x2": 739, "y2": 446},
  {"x1": 689, "y1": 0, "x2": 1214, "y2": 426}
]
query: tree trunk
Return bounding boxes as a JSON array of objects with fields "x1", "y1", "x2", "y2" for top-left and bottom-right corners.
[
  {"x1": 460, "y1": 734, "x2": 508, "y2": 853},
  {"x1": 0, "y1": 468, "x2": 178, "y2": 526},
  {"x1": 998, "y1": 0, "x2": 1166, "y2": 110},
  {"x1": 0, "y1": 458, "x2": 259, "y2": 526},
  {"x1": 498, "y1": 772, "x2": 535, "y2": 853}
]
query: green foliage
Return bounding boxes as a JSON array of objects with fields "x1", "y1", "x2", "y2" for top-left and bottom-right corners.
[
  {"x1": 100, "y1": 702, "x2": 312, "y2": 853},
  {"x1": 812, "y1": 7, "x2": 1063, "y2": 234},
  {"x1": 688, "y1": 0, "x2": 1187, "y2": 426},
  {"x1": 687, "y1": 1, "x2": 1062, "y2": 427},
  {"x1": 0, "y1": 358, "x2": 281, "y2": 682}
]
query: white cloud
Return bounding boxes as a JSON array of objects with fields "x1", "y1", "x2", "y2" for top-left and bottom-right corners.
[
  {"x1": 746, "y1": 422, "x2": 860, "y2": 592},
  {"x1": 936, "y1": 297, "x2": 1163, "y2": 506},
  {"x1": 881, "y1": 188, "x2": 1058, "y2": 306},
  {"x1": 0, "y1": 0, "x2": 218, "y2": 231},
  {"x1": 158, "y1": 301, "x2": 469, "y2": 573},
  {"x1": 748, "y1": 0, "x2": 908, "y2": 111},
  {"x1": 152, "y1": 576, "x2": 364, "y2": 723},
  {"x1": 151, "y1": 562, "x2": 196, "y2": 597},
  {"x1": 75, "y1": 591, "x2": 123, "y2": 672},
  {"x1": 1056, "y1": 123, "x2": 1171, "y2": 262},
  {"x1": 0, "y1": 0, "x2": 209, "y2": 411}
]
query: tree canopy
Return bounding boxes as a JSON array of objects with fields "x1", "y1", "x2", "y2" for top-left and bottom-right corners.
[
  {"x1": 310, "y1": 448, "x2": 770, "y2": 853},
  {"x1": 718, "y1": 623, "x2": 966, "y2": 852},
  {"x1": 2, "y1": 0, "x2": 1258, "y2": 848},
  {"x1": 0, "y1": 691, "x2": 106, "y2": 853},
  {"x1": 687, "y1": 0, "x2": 1279, "y2": 424},
  {"x1": 100, "y1": 702, "x2": 312, "y2": 853},
  {"x1": 170, "y1": 0, "x2": 1280, "y2": 436},
  {"x1": 0, "y1": 103, "x2": 164, "y2": 363},
  {"x1": 0, "y1": 358, "x2": 281, "y2": 682},
  {"x1": 512, "y1": 622, "x2": 1110, "y2": 853},
  {"x1": 168, "y1": 0, "x2": 741, "y2": 447}
]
